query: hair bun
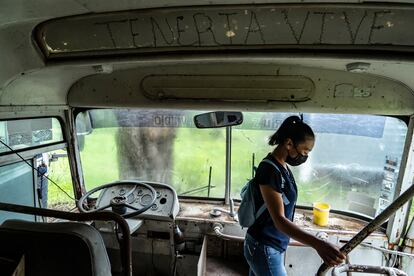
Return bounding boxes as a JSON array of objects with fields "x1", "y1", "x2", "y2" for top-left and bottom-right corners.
[{"x1": 268, "y1": 114, "x2": 314, "y2": 146}]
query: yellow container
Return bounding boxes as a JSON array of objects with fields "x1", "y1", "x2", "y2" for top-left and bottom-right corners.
[{"x1": 313, "y1": 202, "x2": 331, "y2": 226}]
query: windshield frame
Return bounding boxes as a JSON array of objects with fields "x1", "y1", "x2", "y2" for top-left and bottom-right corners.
[{"x1": 74, "y1": 108, "x2": 412, "y2": 223}]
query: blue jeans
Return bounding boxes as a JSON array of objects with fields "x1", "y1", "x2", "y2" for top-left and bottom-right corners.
[{"x1": 244, "y1": 234, "x2": 287, "y2": 276}]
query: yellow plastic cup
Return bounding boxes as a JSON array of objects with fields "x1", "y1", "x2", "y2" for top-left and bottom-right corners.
[{"x1": 313, "y1": 202, "x2": 331, "y2": 226}]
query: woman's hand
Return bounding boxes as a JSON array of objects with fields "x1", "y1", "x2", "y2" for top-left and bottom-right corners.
[
  {"x1": 314, "y1": 239, "x2": 346, "y2": 267},
  {"x1": 259, "y1": 185, "x2": 346, "y2": 267}
]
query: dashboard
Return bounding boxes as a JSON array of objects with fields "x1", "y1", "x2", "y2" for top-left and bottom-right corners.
[{"x1": 95, "y1": 181, "x2": 179, "y2": 221}]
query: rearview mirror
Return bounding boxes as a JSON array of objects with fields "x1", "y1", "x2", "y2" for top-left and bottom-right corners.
[
  {"x1": 76, "y1": 111, "x2": 93, "y2": 136},
  {"x1": 75, "y1": 111, "x2": 93, "y2": 151},
  {"x1": 194, "y1": 111, "x2": 243, "y2": 128}
]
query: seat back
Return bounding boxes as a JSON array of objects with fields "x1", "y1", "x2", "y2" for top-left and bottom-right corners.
[{"x1": 0, "y1": 219, "x2": 111, "y2": 276}]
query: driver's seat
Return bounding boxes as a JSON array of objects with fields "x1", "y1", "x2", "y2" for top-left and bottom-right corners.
[{"x1": 0, "y1": 219, "x2": 111, "y2": 276}]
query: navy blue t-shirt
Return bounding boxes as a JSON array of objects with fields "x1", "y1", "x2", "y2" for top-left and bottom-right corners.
[{"x1": 247, "y1": 153, "x2": 298, "y2": 252}]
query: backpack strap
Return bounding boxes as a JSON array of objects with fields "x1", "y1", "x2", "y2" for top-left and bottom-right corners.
[
  {"x1": 255, "y1": 204, "x2": 267, "y2": 219},
  {"x1": 262, "y1": 159, "x2": 285, "y2": 189},
  {"x1": 255, "y1": 159, "x2": 286, "y2": 219}
]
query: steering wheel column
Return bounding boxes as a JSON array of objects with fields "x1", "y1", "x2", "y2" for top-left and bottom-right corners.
[{"x1": 78, "y1": 181, "x2": 157, "y2": 218}]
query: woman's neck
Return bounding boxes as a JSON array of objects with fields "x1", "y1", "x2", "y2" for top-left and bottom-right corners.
[{"x1": 272, "y1": 145, "x2": 288, "y2": 169}]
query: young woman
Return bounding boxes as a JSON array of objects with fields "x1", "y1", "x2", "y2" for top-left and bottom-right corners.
[{"x1": 244, "y1": 115, "x2": 345, "y2": 276}]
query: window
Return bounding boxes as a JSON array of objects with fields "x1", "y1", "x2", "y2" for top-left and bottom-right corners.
[
  {"x1": 231, "y1": 112, "x2": 407, "y2": 218},
  {"x1": 35, "y1": 149, "x2": 76, "y2": 212},
  {"x1": 77, "y1": 109, "x2": 407, "y2": 212},
  {"x1": 0, "y1": 148, "x2": 76, "y2": 223},
  {"x1": 0, "y1": 161, "x2": 36, "y2": 224},
  {"x1": 0, "y1": 116, "x2": 74, "y2": 221},
  {"x1": 76, "y1": 109, "x2": 226, "y2": 197},
  {"x1": 0, "y1": 118, "x2": 63, "y2": 154}
]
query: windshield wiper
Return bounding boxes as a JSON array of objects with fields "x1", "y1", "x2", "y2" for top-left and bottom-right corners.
[
  {"x1": 179, "y1": 185, "x2": 216, "y2": 196},
  {"x1": 180, "y1": 165, "x2": 214, "y2": 196}
]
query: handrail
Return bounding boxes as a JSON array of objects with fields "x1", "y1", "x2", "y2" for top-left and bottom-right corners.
[
  {"x1": 332, "y1": 264, "x2": 407, "y2": 276},
  {"x1": 212, "y1": 223, "x2": 306, "y2": 246},
  {"x1": 317, "y1": 183, "x2": 414, "y2": 275},
  {"x1": 360, "y1": 243, "x2": 414, "y2": 258},
  {"x1": 212, "y1": 223, "x2": 244, "y2": 242},
  {"x1": 0, "y1": 202, "x2": 132, "y2": 276}
]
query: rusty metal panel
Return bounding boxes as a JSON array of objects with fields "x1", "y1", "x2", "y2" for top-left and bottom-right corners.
[{"x1": 178, "y1": 200, "x2": 386, "y2": 235}]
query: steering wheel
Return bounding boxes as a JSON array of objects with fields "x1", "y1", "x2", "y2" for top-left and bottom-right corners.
[{"x1": 77, "y1": 180, "x2": 157, "y2": 219}]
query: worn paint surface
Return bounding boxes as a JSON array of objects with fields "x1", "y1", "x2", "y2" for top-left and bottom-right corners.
[
  {"x1": 177, "y1": 201, "x2": 385, "y2": 234},
  {"x1": 37, "y1": 5, "x2": 414, "y2": 58}
]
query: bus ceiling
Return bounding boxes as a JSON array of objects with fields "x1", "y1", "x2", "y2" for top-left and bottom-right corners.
[{"x1": 3, "y1": 3, "x2": 414, "y2": 115}]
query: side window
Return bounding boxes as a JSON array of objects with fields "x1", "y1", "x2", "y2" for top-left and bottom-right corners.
[
  {"x1": 0, "y1": 117, "x2": 74, "y2": 222},
  {"x1": 0, "y1": 161, "x2": 36, "y2": 224},
  {"x1": 35, "y1": 149, "x2": 75, "y2": 212},
  {"x1": 0, "y1": 118, "x2": 63, "y2": 153}
]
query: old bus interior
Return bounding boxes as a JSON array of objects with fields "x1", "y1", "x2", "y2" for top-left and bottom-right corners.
[{"x1": 1, "y1": 1, "x2": 414, "y2": 275}]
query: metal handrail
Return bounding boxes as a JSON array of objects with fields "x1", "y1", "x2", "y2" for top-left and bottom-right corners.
[
  {"x1": 212, "y1": 223, "x2": 244, "y2": 242},
  {"x1": 332, "y1": 264, "x2": 407, "y2": 276},
  {"x1": 317, "y1": 183, "x2": 414, "y2": 275}
]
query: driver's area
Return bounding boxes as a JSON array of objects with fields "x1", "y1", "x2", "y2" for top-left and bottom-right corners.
[
  {"x1": 79, "y1": 181, "x2": 180, "y2": 275},
  {"x1": 0, "y1": 107, "x2": 410, "y2": 276},
  {"x1": 73, "y1": 108, "x2": 409, "y2": 276}
]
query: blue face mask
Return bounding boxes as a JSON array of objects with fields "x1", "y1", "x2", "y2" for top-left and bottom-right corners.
[{"x1": 286, "y1": 146, "x2": 308, "y2": 166}]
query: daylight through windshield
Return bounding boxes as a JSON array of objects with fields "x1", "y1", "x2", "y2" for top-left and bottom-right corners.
[{"x1": 76, "y1": 109, "x2": 407, "y2": 218}]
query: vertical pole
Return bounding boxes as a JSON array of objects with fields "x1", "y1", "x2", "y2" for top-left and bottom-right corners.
[
  {"x1": 225, "y1": 126, "x2": 232, "y2": 205},
  {"x1": 387, "y1": 115, "x2": 414, "y2": 244},
  {"x1": 65, "y1": 109, "x2": 85, "y2": 200},
  {"x1": 252, "y1": 153, "x2": 255, "y2": 179},
  {"x1": 207, "y1": 166, "x2": 212, "y2": 198},
  {"x1": 33, "y1": 157, "x2": 42, "y2": 222}
]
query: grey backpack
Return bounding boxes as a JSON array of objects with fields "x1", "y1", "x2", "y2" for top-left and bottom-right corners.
[{"x1": 238, "y1": 159, "x2": 285, "y2": 228}]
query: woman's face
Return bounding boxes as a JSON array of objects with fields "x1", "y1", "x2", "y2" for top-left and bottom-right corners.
[
  {"x1": 284, "y1": 137, "x2": 314, "y2": 166},
  {"x1": 291, "y1": 138, "x2": 315, "y2": 157},
  {"x1": 285, "y1": 137, "x2": 315, "y2": 160}
]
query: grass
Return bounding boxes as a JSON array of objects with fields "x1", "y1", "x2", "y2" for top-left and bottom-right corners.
[
  {"x1": 80, "y1": 128, "x2": 119, "y2": 190},
  {"x1": 47, "y1": 149, "x2": 76, "y2": 210},
  {"x1": 172, "y1": 128, "x2": 226, "y2": 197}
]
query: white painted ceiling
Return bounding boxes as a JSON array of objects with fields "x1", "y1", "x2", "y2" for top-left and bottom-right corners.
[{"x1": 1, "y1": 0, "x2": 414, "y2": 115}]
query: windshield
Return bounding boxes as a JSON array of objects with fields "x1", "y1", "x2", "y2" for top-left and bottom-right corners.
[
  {"x1": 231, "y1": 113, "x2": 407, "y2": 218},
  {"x1": 76, "y1": 109, "x2": 407, "y2": 218}
]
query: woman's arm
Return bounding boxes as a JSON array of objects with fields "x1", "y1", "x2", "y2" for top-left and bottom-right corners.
[{"x1": 260, "y1": 184, "x2": 345, "y2": 266}]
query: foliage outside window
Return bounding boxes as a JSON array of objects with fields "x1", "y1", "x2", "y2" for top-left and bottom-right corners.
[
  {"x1": 231, "y1": 112, "x2": 407, "y2": 218},
  {"x1": 77, "y1": 110, "x2": 226, "y2": 197},
  {"x1": 77, "y1": 109, "x2": 408, "y2": 218}
]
